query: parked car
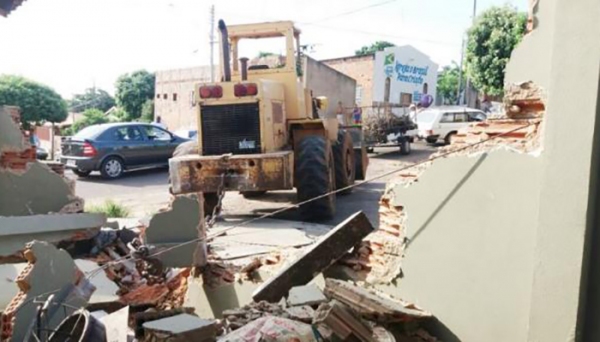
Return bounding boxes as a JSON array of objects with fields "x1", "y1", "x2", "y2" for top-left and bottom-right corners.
[
  {"x1": 60, "y1": 123, "x2": 190, "y2": 179},
  {"x1": 416, "y1": 106, "x2": 487, "y2": 144},
  {"x1": 173, "y1": 129, "x2": 198, "y2": 139}
]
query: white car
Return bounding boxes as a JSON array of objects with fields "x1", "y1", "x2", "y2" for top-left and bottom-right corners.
[{"x1": 416, "y1": 106, "x2": 487, "y2": 144}]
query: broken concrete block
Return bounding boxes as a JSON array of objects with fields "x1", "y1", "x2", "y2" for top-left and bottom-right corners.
[
  {"x1": 1, "y1": 241, "x2": 94, "y2": 342},
  {"x1": 0, "y1": 162, "x2": 82, "y2": 216},
  {"x1": 144, "y1": 194, "x2": 207, "y2": 268},
  {"x1": 287, "y1": 284, "x2": 327, "y2": 307},
  {"x1": 324, "y1": 279, "x2": 431, "y2": 323},
  {"x1": 285, "y1": 305, "x2": 315, "y2": 323},
  {"x1": 143, "y1": 313, "x2": 217, "y2": 342},
  {"x1": 313, "y1": 300, "x2": 374, "y2": 342},
  {"x1": 0, "y1": 106, "x2": 27, "y2": 152},
  {"x1": 0, "y1": 213, "x2": 105, "y2": 262},
  {"x1": 220, "y1": 316, "x2": 313, "y2": 342},
  {"x1": 252, "y1": 211, "x2": 374, "y2": 302},
  {"x1": 75, "y1": 260, "x2": 119, "y2": 304},
  {"x1": 100, "y1": 306, "x2": 129, "y2": 342}
]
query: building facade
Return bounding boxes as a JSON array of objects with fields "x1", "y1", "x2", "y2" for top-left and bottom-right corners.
[
  {"x1": 322, "y1": 45, "x2": 438, "y2": 114},
  {"x1": 154, "y1": 66, "x2": 215, "y2": 131}
]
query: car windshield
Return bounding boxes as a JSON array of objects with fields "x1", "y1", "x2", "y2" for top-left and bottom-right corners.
[
  {"x1": 72, "y1": 125, "x2": 105, "y2": 140},
  {"x1": 416, "y1": 110, "x2": 438, "y2": 123}
]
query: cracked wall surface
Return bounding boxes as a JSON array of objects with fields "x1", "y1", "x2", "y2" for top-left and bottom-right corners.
[
  {"x1": 336, "y1": 0, "x2": 600, "y2": 341},
  {"x1": 0, "y1": 106, "x2": 82, "y2": 216}
]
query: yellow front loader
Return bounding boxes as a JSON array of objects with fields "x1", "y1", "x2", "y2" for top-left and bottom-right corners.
[{"x1": 169, "y1": 20, "x2": 368, "y2": 220}]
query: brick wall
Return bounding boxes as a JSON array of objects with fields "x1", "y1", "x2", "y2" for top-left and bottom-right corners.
[
  {"x1": 322, "y1": 54, "x2": 375, "y2": 109},
  {"x1": 155, "y1": 66, "x2": 215, "y2": 132}
]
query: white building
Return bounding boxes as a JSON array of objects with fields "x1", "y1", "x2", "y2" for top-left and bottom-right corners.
[{"x1": 373, "y1": 45, "x2": 438, "y2": 107}]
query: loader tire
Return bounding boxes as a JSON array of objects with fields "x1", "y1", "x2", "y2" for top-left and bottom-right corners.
[
  {"x1": 355, "y1": 146, "x2": 368, "y2": 180},
  {"x1": 332, "y1": 130, "x2": 356, "y2": 195},
  {"x1": 296, "y1": 135, "x2": 336, "y2": 221},
  {"x1": 171, "y1": 141, "x2": 218, "y2": 215}
]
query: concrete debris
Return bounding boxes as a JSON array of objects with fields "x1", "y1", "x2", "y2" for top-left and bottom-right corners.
[
  {"x1": 220, "y1": 316, "x2": 315, "y2": 342},
  {"x1": 132, "y1": 307, "x2": 195, "y2": 338},
  {"x1": 324, "y1": 279, "x2": 431, "y2": 323},
  {"x1": 0, "y1": 213, "x2": 105, "y2": 262},
  {"x1": 284, "y1": 305, "x2": 316, "y2": 323},
  {"x1": 253, "y1": 211, "x2": 374, "y2": 302},
  {"x1": 287, "y1": 284, "x2": 327, "y2": 307},
  {"x1": 0, "y1": 106, "x2": 84, "y2": 217},
  {"x1": 143, "y1": 194, "x2": 207, "y2": 268},
  {"x1": 142, "y1": 313, "x2": 217, "y2": 342},
  {"x1": 1, "y1": 241, "x2": 94, "y2": 342},
  {"x1": 313, "y1": 300, "x2": 374, "y2": 342},
  {"x1": 99, "y1": 306, "x2": 130, "y2": 342}
]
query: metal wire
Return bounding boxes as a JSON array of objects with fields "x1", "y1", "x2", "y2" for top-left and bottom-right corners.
[{"x1": 85, "y1": 121, "x2": 538, "y2": 278}]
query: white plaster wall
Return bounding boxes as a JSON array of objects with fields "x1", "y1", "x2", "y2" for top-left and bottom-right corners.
[{"x1": 372, "y1": 45, "x2": 438, "y2": 105}]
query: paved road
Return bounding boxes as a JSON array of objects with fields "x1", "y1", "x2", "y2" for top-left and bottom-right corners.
[{"x1": 73, "y1": 142, "x2": 437, "y2": 227}]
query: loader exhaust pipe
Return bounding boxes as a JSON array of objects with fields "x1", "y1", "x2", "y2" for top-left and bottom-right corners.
[
  {"x1": 218, "y1": 19, "x2": 231, "y2": 82},
  {"x1": 240, "y1": 57, "x2": 249, "y2": 81}
]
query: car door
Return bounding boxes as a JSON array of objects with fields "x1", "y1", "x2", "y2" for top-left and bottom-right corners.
[
  {"x1": 112, "y1": 125, "x2": 151, "y2": 167},
  {"x1": 141, "y1": 125, "x2": 175, "y2": 164}
]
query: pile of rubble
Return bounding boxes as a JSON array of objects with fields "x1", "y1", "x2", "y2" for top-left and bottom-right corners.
[{"x1": 339, "y1": 81, "x2": 546, "y2": 284}]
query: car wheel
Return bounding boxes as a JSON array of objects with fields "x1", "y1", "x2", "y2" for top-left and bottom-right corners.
[
  {"x1": 100, "y1": 157, "x2": 124, "y2": 179},
  {"x1": 445, "y1": 132, "x2": 457, "y2": 145},
  {"x1": 73, "y1": 169, "x2": 92, "y2": 178}
]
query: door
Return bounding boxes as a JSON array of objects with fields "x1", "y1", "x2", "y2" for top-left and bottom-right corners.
[
  {"x1": 109, "y1": 125, "x2": 151, "y2": 166},
  {"x1": 141, "y1": 125, "x2": 176, "y2": 164},
  {"x1": 439, "y1": 111, "x2": 469, "y2": 136}
]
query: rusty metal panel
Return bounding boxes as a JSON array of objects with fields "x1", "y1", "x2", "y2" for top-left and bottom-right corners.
[{"x1": 169, "y1": 151, "x2": 294, "y2": 194}]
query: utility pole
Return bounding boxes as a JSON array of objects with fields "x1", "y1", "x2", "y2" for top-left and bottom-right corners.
[
  {"x1": 456, "y1": 37, "x2": 465, "y2": 105},
  {"x1": 464, "y1": 0, "x2": 477, "y2": 106},
  {"x1": 209, "y1": 5, "x2": 216, "y2": 82}
]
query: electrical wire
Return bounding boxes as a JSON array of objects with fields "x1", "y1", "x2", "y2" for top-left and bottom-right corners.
[{"x1": 85, "y1": 120, "x2": 539, "y2": 279}]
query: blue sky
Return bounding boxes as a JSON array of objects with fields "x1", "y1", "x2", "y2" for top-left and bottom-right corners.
[{"x1": 0, "y1": 0, "x2": 526, "y2": 98}]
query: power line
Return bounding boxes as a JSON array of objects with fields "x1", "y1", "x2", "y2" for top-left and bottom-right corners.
[{"x1": 306, "y1": 0, "x2": 398, "y2": 24}]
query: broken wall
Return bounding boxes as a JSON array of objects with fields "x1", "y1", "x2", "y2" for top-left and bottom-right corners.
[
  {"x1": 0, "y1": 106, "x2": 82, "y2": 216},
  {"x1": 361, "y1": 0, "x2": 600, "y2": 341}
]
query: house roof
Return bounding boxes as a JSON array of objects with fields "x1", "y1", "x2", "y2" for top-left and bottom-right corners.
[{"x1": 0, "y1": 0, "x2": 27, "y2": 17}]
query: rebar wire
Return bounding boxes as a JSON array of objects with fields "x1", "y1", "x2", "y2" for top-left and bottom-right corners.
[{"x1": 85, "y1": 121, "x2": 539, "y2": 280}]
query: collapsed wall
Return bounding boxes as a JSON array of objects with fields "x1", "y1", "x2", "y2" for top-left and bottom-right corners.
[
  {"x1": 0, "y1": 106, "x2": 83, "y2": 216},
  {"x1": 334, "y1": 81, "x2": 546, "y2": 342}
]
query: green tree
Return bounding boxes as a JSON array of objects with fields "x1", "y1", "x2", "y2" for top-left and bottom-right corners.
[
  {"x1": 65, "y1": 108, "x2": 109, "y2": 135},
  {"x1": 0, "y1": 75, "x2": 68, "y2": 129},
  {"x1": 140, "y1": 99, "x2": 155, "y2": 123},
  {"x1": 355, "y1": 41, "x2": 395, "y2": 56},
  {"x1": 437, "y1": 63, "x2": 466, "y2": 105},
  {"x1": 466, "y1": 5, "x2": 527, "y2": 96},
  {"x1": 114, "y1": 70, "x2": 155, "y2": 121},
  {"x1": 69, "y1": 88, "x2": 115, "y2": 113}
]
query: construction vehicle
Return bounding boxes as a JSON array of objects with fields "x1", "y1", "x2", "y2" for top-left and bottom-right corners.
[{"x1": 169, "y1": 20, "x2": 369, "y2": 220}]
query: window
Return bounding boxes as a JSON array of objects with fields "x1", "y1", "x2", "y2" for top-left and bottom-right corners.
[
  {"x1": 112, "y1": 126, "x2": 144, "y2": 141},
  {"x1": 163, "y1": 94, "x2": 168, "y2": 99},
  {"x1": 423, "y1": 82, "x2": 429, "y2": 95},
  {"x1": 143, "y1": 125, "x2": 172, "y2": 141},
  {"x1": 355, "y1": 86, "x2": 363, "y2": 105},
  {"x1": 173, "y1": 93, "x2": 178, "y2": 101},
  {"x1": 454, "y1": 113, "x2": 468, "y2": 122},
  {"x1": 156, "y1": 94, "x2": 160, "y2": 99},
  {"x1": 440, "y1": 113, "x2": 454, "y2": 123},
  {"x1": 468, "y1": 111, "x2": 486, "y2": 122}
]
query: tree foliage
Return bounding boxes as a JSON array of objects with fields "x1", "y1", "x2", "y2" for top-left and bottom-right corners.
[
  {"x1": 114, "y1": 70, "x2": 155, "y2": 121},
  {"x1": 355, "y1": 41, "x2": 395, "y2": 56},
  {"x1": 437, "y1": 63, "x2": 465, "y2": 105},
  {"x1": 140, "y1": 99, "x2": 155, "y2": 123},
  {"x1": 466, "y1": 5, "x2": 527, "y2": 96},
  {"x1": 69, "y1": 88, "x2": 115, "y2": 113},
  {"x1": 0, "y1": 75, "x2": 68, "y2": 129},
  {"x1": 64, "y1": 108, "x2": 109, "y2": 135}
]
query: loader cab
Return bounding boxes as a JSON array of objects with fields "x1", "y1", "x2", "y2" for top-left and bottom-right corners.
[{"x1": 221, "y1": 21, "x2": 309, "y2": 121}]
